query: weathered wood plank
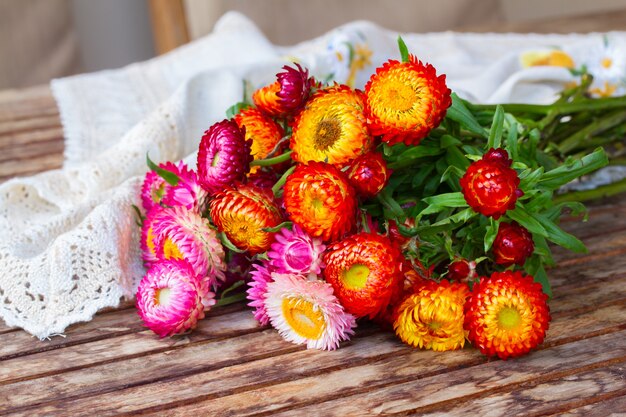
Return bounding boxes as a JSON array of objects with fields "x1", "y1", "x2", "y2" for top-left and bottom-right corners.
[
  {"x1": 0, "y1": 152, "x2": 63, "y2": 181},
  {"x1": 415, "y1": 365, "x2": 626, "y2": 417},
  {"x1": 0, "y1": 329, "x2": 298, "y2": 414},
  {"x1": 0, "y1": 136, "x2": 64, "y2": 163},
  {"x1": 0, "y1": 114, "x2": 61, "y2": 137},
  {"x1": 0, "y1": 301, "x2": 244, "y2": 360},
  {"x1": 142, "y1": 330, "x2": 626, "y2": 417},
  {"x1": 8, "y1": 299, "x2": 625, "y2": 416},
  {"x1": 558, "y1": 394, "x2": 626, "y2": 416},
  {"x1": 0, "y1": 86, "x2": 58, "y2": 123}
]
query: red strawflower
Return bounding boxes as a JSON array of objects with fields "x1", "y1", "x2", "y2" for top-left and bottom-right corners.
[
  {"x1": 346, "y1": 151, "x2": 391, "y2": 198},
  {"x1": 197, "y1": 120, "x2": 252, "y2": 195},
  {"x1": 323, "y1": 232, "x2": 404, "y2": 318},
  {"x1": 493, "y1": 221, "x2": 535, "y2": 266},
  {"x1": 460, "y1": 148, "x2": 522, "y2": 219},
  {"x1": 464, "y1": 270, "x2": 550, "y2": 360},
  {"x1": 283, "y1": 162, "x2": 357, "y2": 242}
]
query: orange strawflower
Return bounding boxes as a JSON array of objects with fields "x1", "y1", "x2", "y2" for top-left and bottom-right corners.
[
  {"x1": 234, "y1": 108, "x2": 284, "y2": 174},
  {"x1": 209, "y1": 183, "x2": 283, "y2": 255},
  {"x1": 464, "y1": 270, "x2": 551, "y2": 360},
  {"x1": 365, "y1": 55, "x2": 451, "y2": 146},
  {"x1": 323, "y1": 232, "x2": 404, "y2": 318},
  {"x1": 393, "y1": 280, "x2": 469, "y2": 351},
  {"x1": 283, "y1": 162, "x2": 357, "y2": 242},
  {"x1": 253, "y1": 82, "x2": 284, "y2": 118},
  {"x1": 290, "y1": 85, "x2": 373, "y2": 167}
]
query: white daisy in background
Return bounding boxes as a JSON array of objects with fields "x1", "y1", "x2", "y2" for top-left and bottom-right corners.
[
  {"x1": 575, "y1": 36, "x2": 626, "y2": 97},
  {"x1": 264, "y1": 273, "x2": 357, "y2": 350}
]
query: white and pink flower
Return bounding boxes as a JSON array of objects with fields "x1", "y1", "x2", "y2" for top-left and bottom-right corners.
[{"x1": 264, "y1": 273, "x2": 357, "y2": 350}]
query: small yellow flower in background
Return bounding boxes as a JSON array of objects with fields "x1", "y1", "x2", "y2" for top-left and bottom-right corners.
[
  {"x1": 346, "y1": 44, "x2": 373, "y2": 87},
  {"x1": 590, "y1": 81, "x2": 618, "y2": 98},
  {"x1": 393, "y1": 280, "x2": 469, "y2": 352},
  {"x1": 520, "y1": 50, "x2": 575, "y2": 69}
]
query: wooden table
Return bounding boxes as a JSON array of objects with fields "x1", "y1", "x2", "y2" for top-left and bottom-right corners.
[{"x1": 0, "y1": 86, "x2": 625, "y2": 417}]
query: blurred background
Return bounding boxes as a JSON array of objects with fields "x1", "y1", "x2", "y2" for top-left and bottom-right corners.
[{"x1": 1, "y1": 0, "x2": 625, "y2": 89}]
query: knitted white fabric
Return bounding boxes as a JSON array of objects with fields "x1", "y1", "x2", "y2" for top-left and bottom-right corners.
[{"x1": 1, "y1": 12, "x2": 625, "y2": 338}]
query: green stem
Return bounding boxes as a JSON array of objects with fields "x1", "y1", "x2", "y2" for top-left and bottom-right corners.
[
  {"x1": 557, "y1": 110, "x2": 626, "y2": 154},
  {"x1": 215, "y1": 292, "x2": 247, "y2": 307},
  {"x1": 250, "y1": 150, "x2": 293, "y2": 167},
  {"x1": 468, "y1": 96, "x2": 626, "y2": 116},
  {"x1": 553, "y1": 177, "x2": 626, "y2": 204},
  {"x1": 272, "y1": 165, "x2": 296, "y2": 196}
]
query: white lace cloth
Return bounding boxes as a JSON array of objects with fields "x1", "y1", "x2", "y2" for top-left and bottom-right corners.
[{"x1": 2, "y1": 12, "x2": 625, "y2": 339}]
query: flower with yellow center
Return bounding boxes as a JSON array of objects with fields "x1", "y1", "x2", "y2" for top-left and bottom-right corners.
[
  {"x1": 264, "y1": 273, "x2": 357, "y2": 350},
  {"x1": 364, "y1": 55, "x2": 451, "y2": 146},
  {"x1": 464, "y1": 270, "x2": 551, "y2": 360},
  {"x1": 283, "y1": 161, "x2": 357, "y2": 242},
  {"x1": 209, "y1": 183, "x2": 283, "y2": 254},
  {"x1": 323, "y1": 232, "x2": 404, "y2": 318},
  {"x1": 290, "y1": 85, "x2": 372, "y2": 167},
  {"x1": 393, "y1": 280, "x2": 469, "y2": 351},
  {"x1": 234, "y1": 107, "x2": 284, "y2": 174}
]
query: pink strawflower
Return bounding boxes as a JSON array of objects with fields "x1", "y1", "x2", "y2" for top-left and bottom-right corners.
[
  {"x1": 141, "y1": 161, "x2": 193, "y2": 212},
  {"x1": 162, "y1": 168, "x2": 208, "y2": 213},
  {"x1": 264, "y1": 273, "x2": 357, "y2": 350},
  {"x1": 140, "y1": 207, "x2": 163, "y2": 268},
  {"x1": 267, "y1": 224, "x2": 326, "y2": 278},
  {"x1": 197, "y1": 120, "x2": 253, "y2": 195},
  {"x1": 246, "y1": 262, "x2": 273, "y2": 325},
  {"x1": 136, "y1": 259, "x2": 214, "y2": 338},
  {"x1": 152, "y1": 206, "x2": 226, "y2": 289}
]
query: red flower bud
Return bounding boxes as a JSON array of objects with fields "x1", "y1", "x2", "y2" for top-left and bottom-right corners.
[
  {"x1": 447, "y1": 259, "x2": 476, "y2": 282},
  {"x1": 493, "y1": 221, "x2": 534, "y2": 266},
  {"x1": 346, "y1": 151, "x2": 391, "y2": 198},
  {"x1": 460, "y1": 148, "x2": 522, "y2": 219}
]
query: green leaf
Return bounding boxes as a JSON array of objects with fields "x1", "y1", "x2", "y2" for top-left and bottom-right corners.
[
  {"x1": 398, "y1": 36, "x2": 409, "y2": 63},
  {"x1": 519, "y1": 167, "x2": 545, "y2": 190},
  {"x1": 387, "y1": 146, "x2": 443, "y2": 170},
  {"x1": 446, "y1": 93, "x2": 488, "y2": 138},
  {"x1": 377, "y1": 189, "x2": 406, "y2": 221},
  {"x1": 131, "y1": 204, "x2": 145, "y2": 227},
  {"x1": 225, "y1": 101, "x2": 251, "y2": 119},
  {"x1": 484, "y1": 218, "x2": 499, "y2": 252},
  {"x1": 505, "y1": 120, "x2": 519, "y2": 161},
  {"x1": 445, "y1": 146, "x2": 470, "y2": 170},
  {"x1": 261, "y1": 221, "x2": 293, "y2": 233},
  {"x1": 440, "y1": 134, "x2": 462, "y2": 149},
  {"x1": 539, "y1": 148, "x2": 609, "y2": 189},
  {"x1": 422, "y1": 192, "x2": 468, "y2": 208},
  {"x1": 525, "y1": 256, "x2": 552, "y2": 297},
  {"x1": 219, "y1": 232, "x2": 246, "y2": 254},
  {"x1": 533, "y1": 212, "x2": 587, "y2": 253},
  {"x1": 487, "y1": 105, "x2": 505, "y2": 150},
  {"x1": 146, "y1": 153, "x2": 180, "y2": 186},
  {"x1": 507, "y1": 205, "x2": 548, "y2": 237},
  {"x1": 430, "y1": 208, "x2": 476, "y2": 227}
]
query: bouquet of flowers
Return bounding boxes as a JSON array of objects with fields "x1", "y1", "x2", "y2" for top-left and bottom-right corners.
[{"x1": 133, "y1": 38, "x2": 618, "y2": 360}]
